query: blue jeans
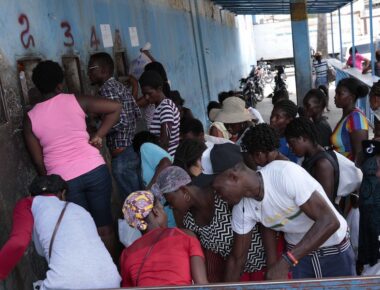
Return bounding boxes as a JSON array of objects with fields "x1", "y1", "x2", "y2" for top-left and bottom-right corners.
[
  {"x1": 66, "y1": 164, "x2": 113, "y2": 227},
  {"x1": 111, "y1": 145, "x2": 141, "y2": 201},
  {"x1": 292, "y1": 245, "x2": 356, "y2": 278}
]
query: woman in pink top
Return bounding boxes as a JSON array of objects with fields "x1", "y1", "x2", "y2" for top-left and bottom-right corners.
[
  {"x1": 346, "y1": 47, "x2": 370, "y2": 72},
  {"x1": 24, "y1": 61, "x2": 121, "y2": 255}
]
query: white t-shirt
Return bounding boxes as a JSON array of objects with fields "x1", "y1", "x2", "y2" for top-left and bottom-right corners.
[{"x1": 231, "y1": 160, "x2": 347, "y2": 247}]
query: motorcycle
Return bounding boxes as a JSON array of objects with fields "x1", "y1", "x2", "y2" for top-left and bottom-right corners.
[
  {"x1": 268, "y1": 65, "x2": 288, "y2": 98},
  {"x1": 257, "y1": 60, "x2": 274, "y2": 84},
  {"x1": 239, "y1": 66, "x2": 265, "y2": 108}
]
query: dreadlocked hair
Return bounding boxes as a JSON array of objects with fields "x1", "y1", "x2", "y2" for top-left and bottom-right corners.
[
  {"x1": 242, "y1": 123, "x2": 280, "y2": 154},
  {"x1": 173, "y1": 139, "x2": 207, "y2": 176},
  {"x1": 273, "y1": 99, "x2": 298, "y2": 118},
  {"x1": 370, "y1": 80, "x2": 380, "y2": 97},
  {"x1": 285, "y1": 117, "x2": 319, "y2": 145}
]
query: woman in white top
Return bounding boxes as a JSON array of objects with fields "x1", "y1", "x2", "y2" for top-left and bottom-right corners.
[{"x1": 0, "y1": 175, "x2": 121, "y2": 289}]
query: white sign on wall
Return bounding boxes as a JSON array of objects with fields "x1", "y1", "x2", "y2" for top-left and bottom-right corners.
[
  {"x1": 129, "y1": 27, "x2": 140, "y2": 47},
  {"x1": 100, "y1": 24, "x2": 113, "y2": 48}
]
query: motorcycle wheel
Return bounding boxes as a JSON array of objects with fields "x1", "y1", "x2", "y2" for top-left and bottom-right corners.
[
  {"x1": 264, "y1": 72, "x2": 274, "y2": 84},
  {"x1": 256, "y1": 88, "x2": 264, "y2": 102}
]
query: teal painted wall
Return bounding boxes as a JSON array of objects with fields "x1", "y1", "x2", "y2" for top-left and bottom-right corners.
[{"x1": 0, "y1": 1, "x2": 255, "y2": 289}]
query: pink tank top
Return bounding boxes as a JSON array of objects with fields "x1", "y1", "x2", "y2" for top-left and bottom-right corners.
[{"x1": 28, "y1": 94, "x2": 105, "y2": 181}]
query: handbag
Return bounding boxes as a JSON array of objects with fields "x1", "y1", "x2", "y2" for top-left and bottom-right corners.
[
  {"x1": 327, "y1": 66, "x2": 336, "y2": 83},
  {"x1": 334, "y1": 151, "x2": 363, "y2": 197},
  {"x1": 49, "y1": 202, "x2": 69, "y2": 260}
]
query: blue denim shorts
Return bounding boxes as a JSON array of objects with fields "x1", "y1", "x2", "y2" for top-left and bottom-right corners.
[{"x1": 66, "y1": 164, "x2": 113, "y2": 227}]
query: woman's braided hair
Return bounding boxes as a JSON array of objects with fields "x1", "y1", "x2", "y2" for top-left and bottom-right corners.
[
  {"x1": 273, "y1": 99, "x2": 298, "y2": 118},
  {"x1": 173, "y1": 139, "x2": 207, "y2": 176},
  {"x1": 242, "y1": 123, "x2": 280, "y2": 154},
  {"x1": 284, "y1": 117, "x2": 319, "y2": 145}
]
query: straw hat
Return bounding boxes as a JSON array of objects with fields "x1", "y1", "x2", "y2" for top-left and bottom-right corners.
[
  {"x1": 214, "y1": 97, "x2": 252, "y2": 124},
  {"x1": 208, "y1": 108, "x2": 220, "y2": 122}
]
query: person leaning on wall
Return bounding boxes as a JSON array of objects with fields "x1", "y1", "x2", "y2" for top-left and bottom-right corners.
[{"x1": 24, "y1": 60, "x2": 121, "y2": 257}]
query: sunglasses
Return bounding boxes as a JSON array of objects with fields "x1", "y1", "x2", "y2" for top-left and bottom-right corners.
[{"x1": 88, "y1": 65, "x2": 100, "y2": 71}]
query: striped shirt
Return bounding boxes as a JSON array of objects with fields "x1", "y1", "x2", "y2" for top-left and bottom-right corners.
[
  {"x1": 331, "y1": 108, "x2": 368, "y2": 160},
  {"x1": 312, "y1": 60, "x2": 328, "y2": 85},
  {"x1": 149, "y1": 98, "x2": 180, "y2": 156}
]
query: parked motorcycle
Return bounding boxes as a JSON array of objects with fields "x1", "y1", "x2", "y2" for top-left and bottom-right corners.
[
  {"x1": 257, "y1": 60, "x2": 274, "y2": 84},
  {"x1": 267, "y1": 65, "x2": 288, "y2": 99},
  {"x1": 239, "y1": 66, "x2": 264, "y2": 108}
]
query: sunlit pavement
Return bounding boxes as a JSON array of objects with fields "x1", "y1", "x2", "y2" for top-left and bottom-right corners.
[{"x1": 257, "y1": 67, "x2": 341, "y2": 130}]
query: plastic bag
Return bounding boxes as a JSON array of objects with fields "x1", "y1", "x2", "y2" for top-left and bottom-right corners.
[
  {"x1": 129, "y1": 42, "x2": 152, "y2": 79},
  {"x1": 335, "y1": 151, "x2": 363, "y2": 197},
  {"x1": 327, "y1": 66, "x2": 336, "y2": 83},
  {"x1": 118, "y1": 219, "x2": 141, "y2": 247}
]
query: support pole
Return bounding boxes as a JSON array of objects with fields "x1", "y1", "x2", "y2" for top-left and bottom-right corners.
[
  {"x1": 338, "y1": 8, "x2": 343, "y2": 62},
  {"x1": 369, "y1": 0, "x2": 375, "y2": 75},
  {"x1": 290, "y1": 0, "x2": 312, "y2": 104},
  {"x1": 351, "y1": 1, "x2": 356, "y2": 68},
  {"x1": 330, "y1": 13, "x2": 335, "y2": 58}
]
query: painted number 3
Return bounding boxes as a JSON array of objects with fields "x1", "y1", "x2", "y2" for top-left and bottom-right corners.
[
  {"x1": 61, "y1": 21, "x2": 74, "y2": 47},
  {"x1": 18, "y1": 14, "x2": 35, "y2": 49}
]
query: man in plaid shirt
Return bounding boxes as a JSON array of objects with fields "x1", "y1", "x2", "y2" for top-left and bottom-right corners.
[{"x1": 88, "y1": 52, "x2": 141, "y2": 199}]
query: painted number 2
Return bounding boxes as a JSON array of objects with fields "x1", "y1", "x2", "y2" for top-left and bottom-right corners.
[
  {"x1": 61, "y1": 21, "x2": 74, "y2": 47},
  {"x1": 18, "y1": 14, "x2": 35, "y2": 49}
]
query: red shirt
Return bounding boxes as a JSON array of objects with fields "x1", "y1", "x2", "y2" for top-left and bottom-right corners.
[
  {"x1": 120, "y1": 227, "x2": 204, "y2": 287},
  {"x1": 0, "y1": 198, "x2": 34, "y2": 280}
]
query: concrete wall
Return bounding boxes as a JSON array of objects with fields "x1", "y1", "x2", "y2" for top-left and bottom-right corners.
[{"x1": 0, "y1": 1, "x2": 255, "y2": 289}]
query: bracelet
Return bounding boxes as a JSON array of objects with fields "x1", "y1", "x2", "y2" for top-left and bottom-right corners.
[
  {"x1": 286, "y1": 251, "x2": 299, "y2": 266},
  {"x1": 281, "y1": 253, "x2": 294, "y2": 267}
]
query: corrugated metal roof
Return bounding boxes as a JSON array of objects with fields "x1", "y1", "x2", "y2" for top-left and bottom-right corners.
[{"x1": 211, "y1": 0, "x2": 352, "y2": 15}]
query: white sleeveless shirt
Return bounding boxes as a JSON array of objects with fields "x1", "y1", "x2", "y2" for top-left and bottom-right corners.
[{"x1": 31, "y1": 196, "x2": 120, "y2": 289}]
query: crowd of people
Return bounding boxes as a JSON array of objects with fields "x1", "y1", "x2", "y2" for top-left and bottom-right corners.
[{"x1": 1, "y1": 49, "x2": 380, "y2": 289}]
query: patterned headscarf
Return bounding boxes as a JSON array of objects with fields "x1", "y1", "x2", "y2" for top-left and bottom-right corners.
[
  {"x1": 122, "y1": 191, "x2": 154, "y2": 231},
  {"x1": 151, "y1": 166, "x2": 192, "y2": 201}
]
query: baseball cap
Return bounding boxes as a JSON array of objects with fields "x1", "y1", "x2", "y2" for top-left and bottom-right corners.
[
  {"x1": 362, "y1": 140, "x2": 380, "y2": 157},
  {"x1": 192, "y1": 143, "x2": 243, "y2": 188}
]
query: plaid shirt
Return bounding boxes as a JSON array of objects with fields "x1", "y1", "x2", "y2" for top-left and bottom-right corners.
[{"x1": 99, "y1": 77, "x2": 141, "y2": 150}]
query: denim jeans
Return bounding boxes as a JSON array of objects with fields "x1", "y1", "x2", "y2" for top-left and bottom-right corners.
[
  {"x1": 66, "y1": 164, "x2": 113, "y2": 227},
  {"x1": 111, "y1": 145, "x2": 141, "y2": 201}
]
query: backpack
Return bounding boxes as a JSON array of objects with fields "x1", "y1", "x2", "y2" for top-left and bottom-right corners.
[
  {"x1": 302, "y1": 149, "x2": 340, "y2": 203},
  {"x1": 327, "y1": 66, "x2": 336, "y2": 83}
]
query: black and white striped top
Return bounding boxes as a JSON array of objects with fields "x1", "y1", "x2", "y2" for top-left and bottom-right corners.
[
  {"x1": 183, "y1": 195, "x2": 266, "y2": 272},
  {"x1": 149, "y1": 98, "x2": 180, "y2": 156}
]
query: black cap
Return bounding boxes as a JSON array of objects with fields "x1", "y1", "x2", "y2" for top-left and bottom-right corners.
[{"x1": 192, "y1": 143, "x2": 243, "y2": 188}]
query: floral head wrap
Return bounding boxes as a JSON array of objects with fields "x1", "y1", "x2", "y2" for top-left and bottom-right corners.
[{"x1": 122, "y1": 191, "x2": 154, "y2": 231}]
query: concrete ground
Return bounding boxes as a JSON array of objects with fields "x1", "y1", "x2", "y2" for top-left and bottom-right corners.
[{"x1": 256, "y1": 67, "x2": 341, "y2": 130}]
